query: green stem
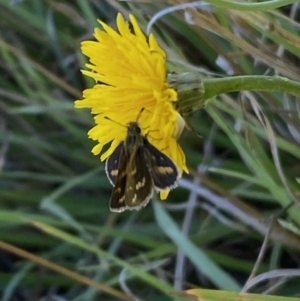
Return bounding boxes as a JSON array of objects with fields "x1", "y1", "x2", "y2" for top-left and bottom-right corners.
[{"x1": 203, "y1": 76, "x2": 300, "y2": 101}]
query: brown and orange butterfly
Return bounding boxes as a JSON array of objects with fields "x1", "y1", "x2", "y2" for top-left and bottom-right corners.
[{"x1": 105, "y1": 121, "x2": 178, "y2": 212}]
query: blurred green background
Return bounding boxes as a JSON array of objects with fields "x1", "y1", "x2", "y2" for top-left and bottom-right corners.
[{"x1": 1, "y1": 0, "x2": 300, "y2": 300}]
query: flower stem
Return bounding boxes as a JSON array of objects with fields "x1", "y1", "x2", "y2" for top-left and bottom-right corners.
[{"x1": 203, "y1": 75, "x2": 300, "y2": 102}]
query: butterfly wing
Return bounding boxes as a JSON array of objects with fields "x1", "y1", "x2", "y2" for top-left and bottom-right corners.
[
  {"x1": 105, "y1": 143, "x2": 123, "y2": 185},
  {"x1": 123, "y1": 145, "x2": 154, "y2": 210},
  {"x1": 107, "y1": 143, "x2": 153, "y2": 212},
  {"x1": 108, "y1": 144, "x2": 129, "y2": 212},
  {"x1": 144, "y1": 139, "x2": 179, "y2": 191}
]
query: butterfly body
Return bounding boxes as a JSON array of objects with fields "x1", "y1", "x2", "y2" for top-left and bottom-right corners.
[{"x1": 105, "y1": 122, "x2": 178, "y2": 212}]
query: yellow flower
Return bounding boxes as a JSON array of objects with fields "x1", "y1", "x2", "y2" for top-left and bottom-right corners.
[{"x1": 75, "y1": 13, "x2": 187, "y2": 198}]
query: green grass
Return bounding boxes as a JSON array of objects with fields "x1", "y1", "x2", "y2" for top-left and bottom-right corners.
[{"x1": 0, "y1": 0, "x2": 300, "y2": 300}]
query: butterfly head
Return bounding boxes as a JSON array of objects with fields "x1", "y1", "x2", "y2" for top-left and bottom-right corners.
[{"x1": 127, "y1": 122, "x2": 142, "y2": 134}]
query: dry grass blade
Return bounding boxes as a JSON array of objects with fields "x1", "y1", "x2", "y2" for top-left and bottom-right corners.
[{"x1": 0, "y1": 240, "x2": 134, "y2": 301}]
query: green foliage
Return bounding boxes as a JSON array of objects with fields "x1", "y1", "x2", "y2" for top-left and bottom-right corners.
[{"x1": 0, "y1": 0, "x2": 300, "y2": 300}]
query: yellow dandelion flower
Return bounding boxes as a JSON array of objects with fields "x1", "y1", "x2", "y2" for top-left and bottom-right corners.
[{"x1": 75, "y1": 13, "x2": 187, "y2": 199}]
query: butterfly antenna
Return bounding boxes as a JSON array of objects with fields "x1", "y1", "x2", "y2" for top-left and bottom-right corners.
[
  {"x1": 136, "y1": 107, "x2": 145, "y2": 122},
  {"x1": 104, "y1": 116, "x2": 127, "y2": 128}
]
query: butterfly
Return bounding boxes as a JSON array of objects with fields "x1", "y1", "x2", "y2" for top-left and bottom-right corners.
[{"x1": 105, "y1": 122, "x2": 179, "y2": 212}]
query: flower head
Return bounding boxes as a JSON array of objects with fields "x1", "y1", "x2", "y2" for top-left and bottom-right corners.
[{"x1": 75, "y1": 14, "x2": 187, "y2": 198}]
